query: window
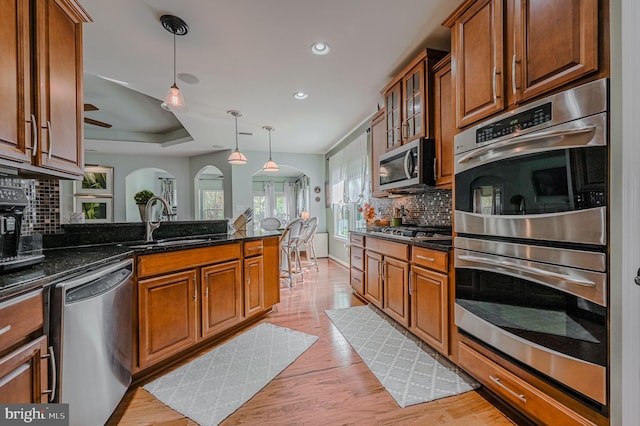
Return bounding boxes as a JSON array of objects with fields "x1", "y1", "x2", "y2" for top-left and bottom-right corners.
[
  {"x1": 200, "y1": 189, "x2": 224, "y2": 220},
  {"x1": 328, "y1": 131, "x2": 369, "y2": 238}
]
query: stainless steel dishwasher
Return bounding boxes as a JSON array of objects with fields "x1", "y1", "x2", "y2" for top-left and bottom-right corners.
[{"x1": 49, "y1": 258, "x2": 133, "y2": 426}]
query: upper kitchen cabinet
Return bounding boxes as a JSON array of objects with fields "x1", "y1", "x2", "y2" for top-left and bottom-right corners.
[
  {"x1": 433, "y1": 55, "x2": 454, "y2": 188},
  {"x1": 382, "y1": 49, "x2": 447, "y2": 151},
  {"x1": 0, "y1": 0, "x2": 90, "y2": 178},
  {"x1": 444, "y1": 0, "x2": 602, "y2": 129},
  {"x1": 369, "y1": 109, "x2": 388, "y2": 197},
  {"x1": 510, "y1": 0, "x2": 598, "y2": 103}
]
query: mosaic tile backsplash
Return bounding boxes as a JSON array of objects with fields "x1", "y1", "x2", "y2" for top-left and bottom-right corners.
[
  {"x1": 369, "y1": 188, "x2": 452, "y2": 227},
  {"x1": 0, "y1": 178, "x2": 60, "y2": 236}
]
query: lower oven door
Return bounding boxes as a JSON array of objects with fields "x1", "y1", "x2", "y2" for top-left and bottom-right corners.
[{"x1": 454, "y1": 237, "x2": 607, "y2": 405}]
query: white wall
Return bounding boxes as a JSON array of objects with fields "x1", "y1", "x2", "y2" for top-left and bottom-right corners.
[
  {"x1": 189, "y1": 152, "x2": 234, "y2": 218},
  {"x1": 230, "y1": 150, "x2": 327, "y2": 232},
  {"x1": 85, "y1": 153, "x2": 191, "y2": 222}
]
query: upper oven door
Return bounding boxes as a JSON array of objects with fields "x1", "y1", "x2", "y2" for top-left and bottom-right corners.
[{"x1": 454, "y1": 113, "x2": 607, "y2": 245}]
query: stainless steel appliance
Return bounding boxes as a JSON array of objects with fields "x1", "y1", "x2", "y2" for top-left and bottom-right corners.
[
  {"x1": 369, "y1": 225, "x2": 452, "y2": 242},
  {"x1": 453, "y1": 78, "x2": 609, "y2": 410},
  {"x1": 0, "y1": 186, "x2": 44, "y2": 272},
  {"x1": 379, "y1": 138, "x2": 436, "y2": 193},
  {"x1": 49, "y1": 258, "x2": 133, "y2": 426}
]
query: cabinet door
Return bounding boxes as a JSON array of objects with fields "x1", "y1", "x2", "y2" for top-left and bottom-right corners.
[
  {"x1": 201, "y1": 260, "x2": 243, "y2": 338},
  {"x1": 244, "y1": 256, "x2": 264, "y2": 317},
  {"x1": 402, "y1": 61, "x2": 426, "y2": 143},
  {"x1": 364, "y1": 251, "x2": 384, "y2": 309},
  {"x1": 33, "y1": 0, "x2": 84, "y2": 175},
  {"x1": 410, "y1": 265, "x2": 449, "y2": 355},
  {"x1": 262, "y1": 236, "x2": 281, "y2": 308},
  {"x1": 0, "y1": 0, "x2": 32, "y2": 164},
  {"x1": 382, "y1": 257, "x2": 410, "y2": 327},
  {"x1": 0, "y1": 336, "x2": 49, "y2": 403},
  {"x1": 138, "y1": 270, "x2": 198, "y2": 369},
  {"x1": 370, "y1": 109, "x2": 388, "y2": 197},
  {"x1": 434, "y1": 57, "x2": 454, "y2": 187},
  {"x1": 452, "y1": 0, "x2": 505, "y2": 128},
  {"x1": 512, "y1": 0, "x2": 598, "y2": 102},
  {"x1": 384, "y1": 82, "x2": 402, "y2": 151}
]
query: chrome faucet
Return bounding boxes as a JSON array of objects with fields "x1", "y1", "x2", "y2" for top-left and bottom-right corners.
[{"x1": 144, "y1": 196, "x2": 173, "y2": 241}]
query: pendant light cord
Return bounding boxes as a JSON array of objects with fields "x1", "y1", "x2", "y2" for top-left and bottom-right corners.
[
  {"x1": 234, "y1": 114, "x2": 239, "y2": 150},
  {"x1": 173, "y1": 32, "x2": 177, "y2": 86},
  {"x1": 268, "y1": 129, "x2": 273, "y2": 160}
]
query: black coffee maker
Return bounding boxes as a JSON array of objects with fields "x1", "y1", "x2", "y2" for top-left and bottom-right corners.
[{"x1": 0, "y1": 186, "x2": 44, "y2": 272}]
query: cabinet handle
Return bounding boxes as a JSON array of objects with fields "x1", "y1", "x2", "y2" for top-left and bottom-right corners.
[
  {"x1": 0, "y1": 324, "x2": 11, "y2": 336},
  {"x1": 492, "y1": 67, "x2": 500, "y2": 101},
  {"x1": 416, "y1": 254, "x2": 435, "y2": 262},
  {"x1": 46, "y1": 121, "x2": 53, "y2": 159},
  {"x1": 247, "y1": 246, "x2": 262, "y2": 251},
  {"x1": 353, "y1": 256, "x2": 361, "y2": 260},
  {"x1": 402, "y1": 122, "x2": 408, "y2": 140},
  {"x1": 382, "y1": 262, "x2": 386, "y2": 282},
  {"x1": 511, "y1": 54, "x2": 517, "y2": 95},
  {"x1": 433, "y1": 157, "x2": 437, "y2": 180},
  {"x1": 193, "y1": 277, "x2": 197, "y2": 301},
  {"x1": 489, "y1": 375, "x2": 527, "y2": 403},
  {"x1": 42, "y1": 346, "x2": 57, "y2": 402},
  {"x1": 29, "y1": 114, "x2": 38, "y2": 157},
  {"x1": 205, "y1": 284, "x2": 209, "y2": 297},
  {"x1": 353, "y1": 277, "x2": 361, "y2": 283},
  {"x1": 408, "y1": 274, "x2": 412, "y2": 295}
]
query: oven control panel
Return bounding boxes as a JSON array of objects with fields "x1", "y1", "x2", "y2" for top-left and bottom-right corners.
[{"x1": 476, "y1": 102, "x2": 552, "y2": 144}]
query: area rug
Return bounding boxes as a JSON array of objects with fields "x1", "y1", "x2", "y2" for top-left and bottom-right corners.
[
  {"x1": 325, "y1": 305, "x2": 479, "y2": 408},
  {"x1": 144, "y1": 322, "x2": 318, "y2": 425}
]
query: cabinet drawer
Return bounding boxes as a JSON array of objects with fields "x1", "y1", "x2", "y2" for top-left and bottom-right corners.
[
  {"x1": 350, "y1": 233, "x2": 365, "y2": 247},
  {"x1": 412, "y1": 246, "x2": 448, "y2": 273},
  {"x1": 138, "y1": 244, "x2": 242, "y2": 278},
  {"x1": 458, "y1": 342, "x2": 595, "y2": 426},
  {"x1": 350, "y1": 267, "x2": 364, "y2": 295},
  {"x1": 243, "y1": 240, "x2": 263, "y2": 257},
  {"x1": 350, "y1": 246, "x2": 364, "y2": 271},
  {"x1": 365, "y1": 237, "x2": 409, "y2": 261},
  {"x1": 0, "y1": 291, "x2": 43, "y2": 352}
]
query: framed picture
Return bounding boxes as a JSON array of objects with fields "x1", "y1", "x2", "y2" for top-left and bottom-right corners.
[
  {"x1": 75, "y1": 165, "x2": 114, "y2": 196},
  {"x1": 74, "y1": 196, "x2": 113, "y2": 223}
]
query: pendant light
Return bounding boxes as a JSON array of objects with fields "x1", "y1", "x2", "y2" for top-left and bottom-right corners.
[
  {"x1": 262, "y1": 126, "x2": 279, "y2": 172},
  {"x1": 227, "y1": 110, "x2": 247, "y2": 165},
  {"x1": 160, "y1": 15, "x2": 189, "y2": 112}
]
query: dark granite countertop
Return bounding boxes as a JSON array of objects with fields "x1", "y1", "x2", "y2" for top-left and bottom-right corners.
[
  {"x1": 0, "y1": 228, "x2": 281, "y2": 302},
  {"x1": 350, "y1": 229, "x2": 452, "y2": 252}
]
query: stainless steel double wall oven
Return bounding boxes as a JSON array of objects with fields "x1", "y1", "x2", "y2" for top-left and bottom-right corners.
[{"x1": 453, "y1": 78, "x2": 609, "y2": 409}]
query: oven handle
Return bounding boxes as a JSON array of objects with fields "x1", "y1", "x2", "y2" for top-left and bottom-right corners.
[
  {"x1": 456, "y1": 126, "x2": 596, "y2": 165},
  {"x1": 457, "y1": 254, "x2": 597, "y2": 287}
]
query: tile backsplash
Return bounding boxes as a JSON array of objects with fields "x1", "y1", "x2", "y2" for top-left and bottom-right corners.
[
  {"x1": 369, "y1": 188, "x2": 452, "y2": 227},
  {"x1": 0, "y1": 178, "x2": 61, "y2": 236}
]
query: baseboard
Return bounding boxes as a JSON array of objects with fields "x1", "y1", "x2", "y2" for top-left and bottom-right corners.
[{"x1": 329, "y1": 255, "x2": 349, "y2": 268}]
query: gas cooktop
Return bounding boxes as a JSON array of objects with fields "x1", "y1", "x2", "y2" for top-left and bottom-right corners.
[{"x1": 369, "y1": 225, "x2": 452, "y2": 242}]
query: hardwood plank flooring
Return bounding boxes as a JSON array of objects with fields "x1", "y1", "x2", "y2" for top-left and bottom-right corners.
[{"x1": 108, "y1": 259, "x2": 520, "y2": 425}]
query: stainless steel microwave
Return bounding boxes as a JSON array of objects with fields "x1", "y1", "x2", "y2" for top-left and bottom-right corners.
[{"x1": 378, "y1": 138, "x2": 435, "y2": 194}]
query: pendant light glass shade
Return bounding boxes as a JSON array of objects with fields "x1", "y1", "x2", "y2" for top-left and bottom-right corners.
[
  {"x1": 160, "y1": 15, "x2": 188, "y2": 112},
  {"x1": 228, "y1": 110, "x2": 247, "y2": 165},
  {"x1": 262, "y1": 126, "x2": 279, "y2": 172}
]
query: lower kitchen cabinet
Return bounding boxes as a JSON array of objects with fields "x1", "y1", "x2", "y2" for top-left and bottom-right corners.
[
  {"x1": 201, "y1": 260, "x2": 243, "y2": 338},
  {"x1": 410, "y1": 265, "x2": 448, "y2": 355},
  {"x1": 244, "y1": 255, "x2": 264, "y2": 317},
  {"x1": 383, "y1": 257, "x2": 410, "y2": 327},
  {"x1": 137, "y1": 270, "x2": 198, "y2": 369},
  {"x1": 365, "y1": 250, "x2": 384, "y2": 308},
  {"x1": 0, "y1": 335, "x2": 49, "y2": 403},
  {"x1": 350, "y1": 233, "x2": 365, "y2": 297}
]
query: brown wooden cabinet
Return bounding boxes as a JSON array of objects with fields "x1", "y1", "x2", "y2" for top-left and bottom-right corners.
[
  {"x1": 383, "y1": 256, "x2": 410, "y2": 328},
  {"x1": 433, "y1": 55, "x2": 454, "y2": 188},
  {"x1": 349, "y1": 233, "x2": 365, "y2": 296},
  {"x1": 364, "y1": 250, "x2": 384, "y2": 308},
  {"x1": 0, "y1": 0, "x2": 89, "y2": 177},
  {"x1": 0, "y1": 335, "x2": 49, "y2": 403},
  {"x1": 201, "y1": 260, "x2": 243, "y2": 338},
  {"x1": 137, "y1": 270, "x2": 198, "y2": 369},
  {"x1": 262, "y1": 237, "x2": 281, "y2": 308},
  {"x1": 244, "y1": 255, "x2": 264, "y2": 317},
  {"x1": 410, "y1": 247, "x2": 449, "y2": 356},
  {"x1": 382, "y1": 49, "x2": 447, "y2": 150},
  {"x1": 445, "y1": 0, "x2": 600, "y2": 128}
]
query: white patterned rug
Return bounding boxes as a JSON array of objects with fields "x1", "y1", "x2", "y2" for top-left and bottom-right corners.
[
  {"x1": 326, "y1": 305, "x2": 479, "y2": 408},
  {"x1": 144, "y1": 323, "x2": 318, "y2": 425}
]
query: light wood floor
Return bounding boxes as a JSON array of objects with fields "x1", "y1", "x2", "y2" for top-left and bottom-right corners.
[{"x1": 108, "y1": 259, "x2": 523, "y2": 425}]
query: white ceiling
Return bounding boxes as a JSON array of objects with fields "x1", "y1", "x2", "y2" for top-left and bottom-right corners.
[{"x1": 81, "y1": 0, "x2": 461, "y2": 157}]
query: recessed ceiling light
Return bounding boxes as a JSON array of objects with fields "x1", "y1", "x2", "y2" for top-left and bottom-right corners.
[
  {"x1": 178, "y1": 73, "x2": 200, "y2": 85},
  {"x1": 311, "y1": 41, "x2": 330, "y2": 55},
  {"x1": 293, "y1": 91, "x2": 309, "y2": 100}
]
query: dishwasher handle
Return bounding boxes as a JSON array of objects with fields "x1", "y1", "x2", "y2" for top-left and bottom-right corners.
[{"x1": 57, "y1": 258, "x2": 133, "y2": 303}]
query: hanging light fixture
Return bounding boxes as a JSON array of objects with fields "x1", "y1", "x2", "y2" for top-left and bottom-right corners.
[
  {"x1": 262, "y1": 126, "x2": 279, "y2": 172},
  {"x1": 160, "y1": 15, "x2": 189, "y2": 112},
  {"x1": 227, "y1": 110, "x2": 247, "y2": 165}
]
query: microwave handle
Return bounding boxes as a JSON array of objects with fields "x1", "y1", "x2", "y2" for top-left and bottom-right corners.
[
  {"x1": 403, "y1": 149, "x2": 413, "y2": 179},
  {"x1": 457, "y1": 126, "x2": 596, "y2": 165}
]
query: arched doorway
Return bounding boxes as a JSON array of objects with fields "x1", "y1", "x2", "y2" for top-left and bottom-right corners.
[
  {"x1": 194, "y1": 165, "x2": 225, "y2": 220},
  {"x1": 125, "y1": 168, "x2": 177, "y2": 222}
]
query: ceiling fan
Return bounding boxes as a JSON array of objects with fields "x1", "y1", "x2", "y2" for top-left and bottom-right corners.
[{"x1": 84, "y1": 103, "x2": 112, "y2": 128}]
